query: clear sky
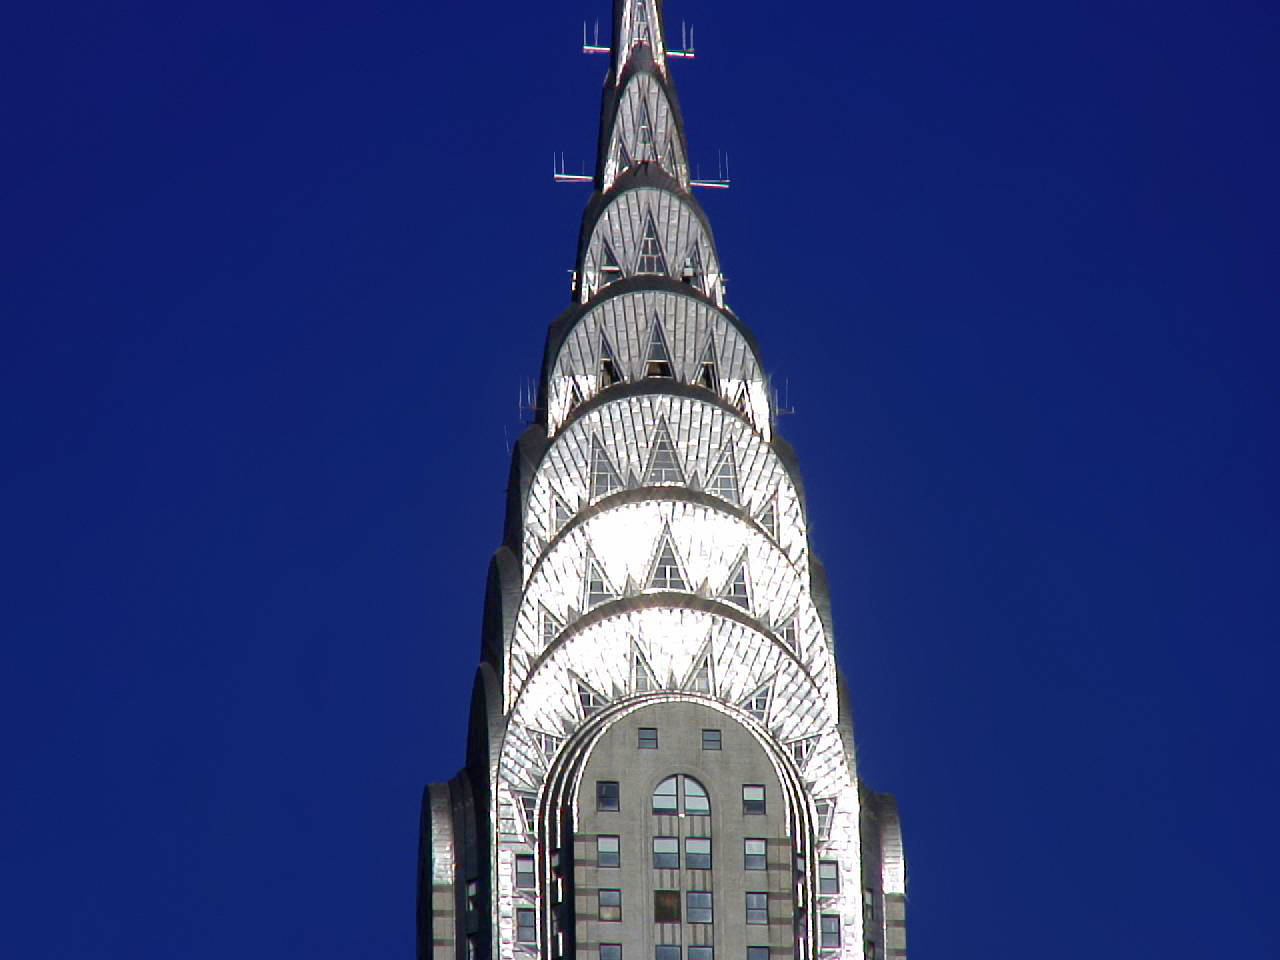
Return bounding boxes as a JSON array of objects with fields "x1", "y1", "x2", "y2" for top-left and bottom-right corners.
[{"x1": 2, "y1": 0, "x2": 1277, "y2": 956}]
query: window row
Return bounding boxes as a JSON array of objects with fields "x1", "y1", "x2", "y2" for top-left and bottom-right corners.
[
  {"x1": 601, "y1": 946, "x2": 774, "y2": 960},
  {"x1": 595, "y1": 778, "x2": 767, "y2": 814},
  {"x1": 632, "y1": 728, "x2": 724, "y2": 750},
  {"x1": 518, "y1": 843, "x2": 834, "y2": 886},
  {"x1": 575, "y1": 890, "x2": 779, "y2": 925}
]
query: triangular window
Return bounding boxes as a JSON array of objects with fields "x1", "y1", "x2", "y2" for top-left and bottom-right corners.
[
  {"x1": 643, "y1": 420, "x2": 684, "y2": 484},
  {"x1": 721, "y1": 553, "x2": 751, "y2": 609},
  {"x1": 636, "y1": 215, "x2": 668, "y2": 275},
  {"x1": 589, "y1": 436, "x2": 624, "y2": 498},
  {"x1": 790, "y1": 736, "x2": 818, "y2": 767},
  {"x1": 599, "y1": 240, "x2": 623, "y2": 285},
  {"x1": 615, "y1": 137, "x2": 632, "y2": 174},
  {"x1": 598, "y1": 331, "x2": 622, "y2": 388},
  {"x1": 734, "y1": 382, "x2": 752, "y2": 417},
  {"x1": 577, "y1": 678, "x2": 608, "y2": 717},
  {"x1": 685, "y1": 653, "x2": 714, "y2": 694},
  {"x1": 551, "y1": 492, "x2": 573, "y2": 533},
  {"x1": 696, "y1": 334, "x2": 718, "y2": 391},
  {"x1": 644, "y1": 317, "x2": 674, "y2": 378},
  {"x1": 632, "y1": 645, "x2": 658, "y2": 694},
  {"x1": 739, "y1": 681, "x2": 771, "y2": 723},
  {"x1": 567, "y1": 380, "x2": 585, "y2": 415},
  {"x1": 542, "y1": 733, "x2": 561, "y2": 765},
  {"x1": 632, "y1": 0, "x2": 650, "y2": 44},
  {"x1": 777, "y1": 612, "x2": 798, "y2": 652},
  {"x1": 540, "y1": 605, "x2": 564, "y2": 647},
  {"x1": 636, "y1": 98, "x2": 655, "y2": 157},
  {"x1": 680, "y1": 242, "x2": 705, "y2": 291},
  {"x1": 706, "y1": 445, "x2": 739, "y2": 504},
  {"x1": 515, "y1": 793, "x2": 538, "y2": 835},
  {"x1": 757, "y1": 493, "x2": 778, "y2": 538},
  {"x1": 647, "y1": 528, "x2": 688, "y2": 591},
  {"x1": 584, "y1": 552, "x2": 616, "y2": 608}
]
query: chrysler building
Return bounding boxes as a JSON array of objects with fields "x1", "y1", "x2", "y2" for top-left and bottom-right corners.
[{"x1": 418, "y1": 3, "x2": 906, "y2": 960}]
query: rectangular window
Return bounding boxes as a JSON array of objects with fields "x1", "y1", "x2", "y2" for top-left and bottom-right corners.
[
  {"x1": 654, "y1": 889, "x2": 681, "y2": 923},
  {"x1": 817, "y1": 860, "x2": 839, "y2": 894},
  {"x1": 688, "y1": 949, "x2": 713, "y2": 960},
  {"x1": 746, "y1": 892, "x2": 769, "y2": 925},
  {"x1": 685, "y1": 837, "x2": 711, "y2": 869},
  {"x1": 656, "y1": 948, "x2": 681, "y2": 960},
  {"x1": 466, "y1": 879, "x2": 479, "y2": 914},
  {"x1": 652, "y1": 835, "x2": 679, "y2": 868},
  {"x1": 516, "y1": 908, "x2": 536, "y2": 944},
  {"x1": 601, "y1": 946, "x2": 622, "y2": 960},
  {"x1": 747, "y1": 949, "x2": 769, "y2": 960},
  {"x1": 744, "y1": 838, "x2": 767, "y2": 870},
  {"x1": 638, "y1": 727, "x2": 658, "y2": 749},
  {"x1": 514, "y1": 854, "x2": 535, "y2": 889},
  {"x1": 599, "y1": 889, "x2": 622, "y2": 922},
  {"x1": 597, "y1": 780, "x2": 620, "y2": 811},
  {"x1": 701, "y1": 728, "x2": 721, "y2": 750},
  {"x1": 819, "y1": 914, "x2": 841, "y2": 948},
  {"x1": 742, "y1": 784, "x2": 766, "y2": 815},
  {"x1": 863, "y1": 887, "x2": 876, "y2": 924},
  {"x1": 686, "y1": 891, "x2": 713, "y2": 924},
  {"x1": 597, "y1": 835, "x2": 620, "y2": 868}
]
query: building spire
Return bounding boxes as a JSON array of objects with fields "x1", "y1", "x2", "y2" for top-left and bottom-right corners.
[{"x1": 610, "y1": 0, "x2": 669, "y2": 81}]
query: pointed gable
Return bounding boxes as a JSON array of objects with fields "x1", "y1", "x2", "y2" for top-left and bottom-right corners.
[
  {"x1": 643, "y1": 419, "x2": 684, "y2": 484},
  {"x1": 706, "y1": 444, "x2": 739, "y2": 504},
  {"x1": 644, "y1": 316, "x2": 674, "y2": 378},
  {"x1": 756, "y1": 492, "x2": 779, "y2": 538},
  {"x1": 599, "y1": 239, "x2": 623, "y2": 285},
  {"x1": 598, "y1": 330, "x2": 623, "y2": 387},
  {"x1": 575, "y1": 675, "x2": 609, "y2": 718},
  {"x1": 720, "y1": 551, "x2": 752, "y2": 610},
  {"x1": 683, "y1": 645, "x2": 715, "y2": 694},
  {"x1": 696, "y1": 333, "x2": 718, "y2": 392},
  {"x1": 636, "y1": 213, "x2": 668, "y2": 275},
  {"x1": 583, "y1": 550, "x2": 617, "y2": 609},
  {"x1": 631, "y1": 643, "x2": 659, "y2": 694},
  {"x1": 646, "y1": 526, "x2": 688, "y2": 591},
  {"x1": 739, "y1": 679, "x2": 772, "y2": 723},
  {"x1": 589, "y1": 435, "x2": 624, "y2": 498}
]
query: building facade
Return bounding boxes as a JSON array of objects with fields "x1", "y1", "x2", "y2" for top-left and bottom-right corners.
[{"x1": 418, "y1": 4, "x2": 906, "y2": 960}]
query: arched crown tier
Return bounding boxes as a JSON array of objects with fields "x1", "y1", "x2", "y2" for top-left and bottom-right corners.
[
  {"x1": 602, "y1": 68, "x2": 689, "y2": 190},
  {"x1": 578, "y1": 183, "x2": 723, "y2": 307},
  {"x1": 546, "y1": 288, "x2": 769, "y2": 437},
  {"x1": 527, "y1": 393, "x2": 804, "y2": 581}
]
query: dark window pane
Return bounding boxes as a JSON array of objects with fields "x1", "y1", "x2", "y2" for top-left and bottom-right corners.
[
  {"x1": 742, "y1": 784, "x2": 766, "y2": 814},
  {"x1": 601, "y1": 946, "x2": 622, "y2": 960},
  {"x1": 687, "y1": 891, "x2": 713, "y2": 924},
  {"x1": 819, "y1": 914, "x2": 840, "y2": 947},
  {"x1": 516, "y1": 908, "x2": 536, "y2": 943},
  {"x1": 654, "y1": 890, "x2": 681, "y2": 923},
  {"x1": 638, "y1": 727, "x2": 658, "y2": 749},
  {"x1": 746, "y1": 892, "x2": 768, "y2": 924},
  {"x1": 685, "y1": 837, "x2": 711, "y2": 869},
  {"x1": 747, "y1": 949, "x2": 769, "y2": 960},
  {"x1": 688, "y1": 949, "x2": 713, "y2": 960},
  {"x1": 818, "y1": 861, "x2": 839, "y2": 894},
  {"x1": 597, "y1": 781, "x2": 620, "y2": 811},
  {"x1": 598, "y1": 836, "x2": 620, "y2": 868},
  {"x1": 701, "y1": 729, "x2": 721, "y2": 750},
  {"x1": 515, "y1": 854, "x2": 535, "y2": 889},
  {"x1": 656, "y1": 948, "x2": 681, "y2": 960},
  {"x1": 599, "y1": 889, "x2": 622, "y2": 922},
  {"x1": 744, "y1": 838, "x2": 767, "y2": 870},
  {"x1": 653, "y1": 836, "x2": 679, "y2": 869}
]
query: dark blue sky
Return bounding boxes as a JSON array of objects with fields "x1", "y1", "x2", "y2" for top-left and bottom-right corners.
[{"x1": 3, "y1": 0, "x2": 1277, "y2": 956}]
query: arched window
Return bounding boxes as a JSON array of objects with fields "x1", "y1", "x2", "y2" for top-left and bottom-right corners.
[{"x1": 651, "y1": 774, "x2": 711, "y2": 815}]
